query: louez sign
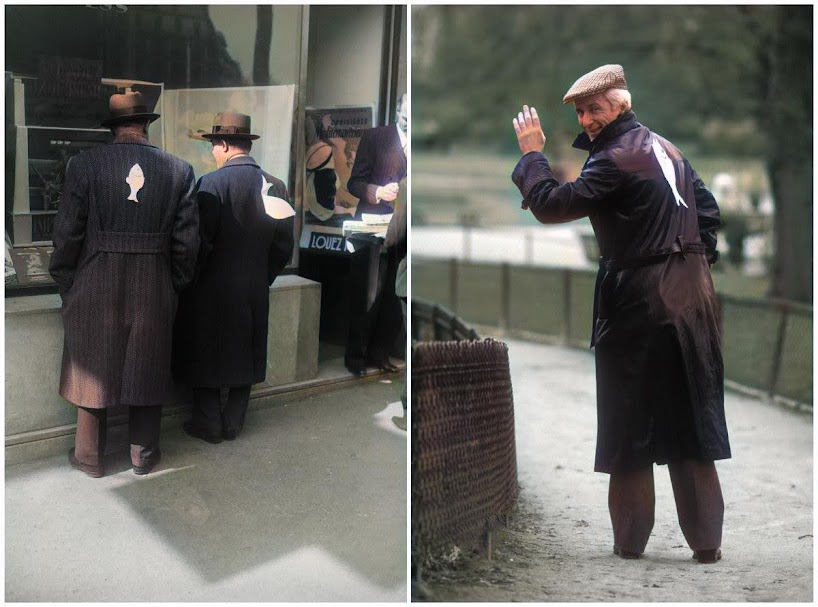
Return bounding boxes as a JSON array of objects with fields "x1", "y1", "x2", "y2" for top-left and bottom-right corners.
[{"x1": 300, "y1": 228, "x2": 347, "y2": 254}]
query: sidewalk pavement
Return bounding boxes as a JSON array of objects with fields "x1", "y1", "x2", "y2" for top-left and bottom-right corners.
[
  {"x1": 420, "y1": 338, "x2": 812, "y2": 602},
  {"x1": 6, "y1": 375, "x2": 407, "y2": 602}
]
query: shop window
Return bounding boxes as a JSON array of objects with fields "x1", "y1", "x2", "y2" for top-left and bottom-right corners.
[{"x1": 5, "y1": 5, "x2": 303, "y2": 291}]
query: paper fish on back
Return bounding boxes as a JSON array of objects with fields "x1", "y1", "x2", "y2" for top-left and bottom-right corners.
[
  {"x1": 261, "y1": 175, "x2": 296, "y2": 219},
  {"x1": 126, "y1": 163, "x2": 145, "y2": 203},
  {"x1": 651, "y1": 138, "x2": 687, "y2": 208}
]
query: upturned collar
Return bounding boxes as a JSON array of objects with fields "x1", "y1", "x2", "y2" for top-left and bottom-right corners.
[
  {"x1": 571, "y1": 110, "x2": 640, "y2": 152},
  {"x1": 111, "y1": 131, "x2": 154, "y2": 146},
  {"x1": 222, "y1": 155, "x2": 259, "y2": 169}
]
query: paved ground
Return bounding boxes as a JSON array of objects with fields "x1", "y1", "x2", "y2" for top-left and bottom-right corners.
[
  {"x1": 418, "y1": 339, "x2": 812, "y2": 602},
  {"x1": 6, "y1": 375, "x2": 407, "y2": 602}
]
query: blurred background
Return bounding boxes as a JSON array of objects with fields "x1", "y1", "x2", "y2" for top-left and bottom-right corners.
[{"x1": 411, "y1": 5, "x2": 812, "y2": 406}]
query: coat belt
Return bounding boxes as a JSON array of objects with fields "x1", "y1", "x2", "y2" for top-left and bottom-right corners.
[
  {"x1": 600, "y1": 238, "x2": 706, "y2": 272},
  {"x1": 88, "y1": 231, "x2": 171, "y2": 254}
]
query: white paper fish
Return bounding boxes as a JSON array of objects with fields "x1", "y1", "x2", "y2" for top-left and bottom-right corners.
[
  {"x1": 651, "y1": 137, "x2": 687, "y2": 208},
  {"x1": 261, "y1": 175, "x2": 296, "y2": 219},
  {"x1": 126, "y1": 163, "x2": 144, "y2": 203}
]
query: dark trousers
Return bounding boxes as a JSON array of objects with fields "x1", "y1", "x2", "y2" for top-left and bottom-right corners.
[
  {"x1": 345, "y1": 244, "x2": 404, "y2": 368},
  {"x1": 191, "y1": 385, "x2": 252, "y2": 436},
  {"x1": 609, "y1": 460, "x2": 724, "y2": 554},
  {"x1": 74, "y1": 406, "x2": 162, "y2": 468}
]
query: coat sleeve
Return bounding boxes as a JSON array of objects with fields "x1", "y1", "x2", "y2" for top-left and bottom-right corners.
[
  {"x1": 267, "y1": 183, "x2": 294, "y2": 285},
  {"x1": 346, "y1": 129, "x2": 379, "y2": 205},
  {"x1": 688, "y1": 163, "x2": 721, "y2": 265},
  {"x1": 170, "y1": 164, "x2": 200, "y2": 292},
  {"x1": 511, "y1": 151, "x2": 624, "y2": 224},
  {"x1": 193, "y1": 176, "x2": 222, "y2": 278},
  {"x1": 49, "y1": 156, "x2": 88, "y2": 295}
]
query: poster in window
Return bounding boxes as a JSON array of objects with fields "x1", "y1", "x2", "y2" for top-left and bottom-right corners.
[{"x1": 300, "y1": 106, "x2": 373, "y2": 253}]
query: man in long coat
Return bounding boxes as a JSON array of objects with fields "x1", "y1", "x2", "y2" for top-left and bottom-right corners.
[
  {"x1": 511, "y1": 65, "x2": 730, "y2": 564},
  {"x1": 173, "y1": 111, "x2": 294, "y2": 443},
  {"x1": 49, "y1": 91, "x2": 199, "y2": 477},
  {"x1": 344, "y1": 94, "x2": 408, "y2": 375}
]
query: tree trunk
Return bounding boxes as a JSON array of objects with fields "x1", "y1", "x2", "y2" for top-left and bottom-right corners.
[{"x1": 765, "y1": 6, "x2": 813, "y2": 303}]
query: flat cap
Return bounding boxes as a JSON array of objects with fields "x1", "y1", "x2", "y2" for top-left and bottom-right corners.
[{"x1": 562, "y1": 64, "x2": 628, "y2": 104}]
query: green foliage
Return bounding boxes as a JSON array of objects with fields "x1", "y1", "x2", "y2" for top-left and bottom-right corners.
[{"x1": 412, "y1": 5, "x2": 806, "y2": 157}]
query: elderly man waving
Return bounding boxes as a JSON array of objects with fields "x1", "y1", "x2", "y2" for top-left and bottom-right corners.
[{"x1": 512, "y1": 65, "x2": 730, "y2": 564}]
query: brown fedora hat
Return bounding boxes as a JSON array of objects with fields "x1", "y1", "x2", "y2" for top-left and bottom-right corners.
[
  {"x1": 201, "y1": 111, "x2": 260, "y2": 140},
  {"x1": 101, "y1": 91, "x2": 161, "y2": 127}
]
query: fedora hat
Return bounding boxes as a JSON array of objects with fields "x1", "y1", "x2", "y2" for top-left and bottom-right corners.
[
  {"x1": 201, "y1": 111, "x2": 260, "y2": 140},
  {"x1": 101, "y1": 91, "x2": 161, "y2": 127}
]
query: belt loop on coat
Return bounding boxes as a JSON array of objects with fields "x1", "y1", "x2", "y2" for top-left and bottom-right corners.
[{"x1": 674, "y1": 235, "x2": 687, "y2": 259}]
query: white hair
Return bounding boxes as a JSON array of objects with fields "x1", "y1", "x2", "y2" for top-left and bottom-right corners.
[{"x1": 602, "y1": 88, "x2": 632, "y2": 114}]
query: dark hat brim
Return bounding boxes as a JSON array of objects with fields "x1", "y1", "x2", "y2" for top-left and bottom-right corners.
[
  {"x1": 101, "y1": 112, "x2": 161, "y2": 128},
  {"x1": 201, "y1": 132, "x2": 260, "y2": 141}
]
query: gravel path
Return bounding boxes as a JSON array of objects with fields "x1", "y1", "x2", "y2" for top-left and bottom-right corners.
[{"x1": 417, "y1": 339, "x2": 812, "y2": 602}]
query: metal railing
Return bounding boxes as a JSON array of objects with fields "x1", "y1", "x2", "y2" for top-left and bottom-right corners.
[
  {"x1": 413, "y1": 257, "x2": 812, "y2": 408},
  {"x1": 411, "y1": 299, "x2": 481, "y2": 342}
]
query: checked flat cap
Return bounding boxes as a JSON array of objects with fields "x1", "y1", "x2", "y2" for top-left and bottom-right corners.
[{"x1": 562, "y1": 64, "x2": 628, "y2": 104}]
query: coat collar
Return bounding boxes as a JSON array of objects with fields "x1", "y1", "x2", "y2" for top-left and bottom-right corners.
[
  {"x1": 571, "y1": 110, "x2": 640, "y2": 152},
  {"x1": 222, "y1": 154, "x2": 259, "y2": 169},
  {"x1": 112, "y1": 132, "x2": 155, "y2": 147}
]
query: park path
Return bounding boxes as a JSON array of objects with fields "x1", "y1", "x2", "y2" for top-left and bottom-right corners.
[{"x1": 420, "y1": 339, "x2": 812, "y2": 602}]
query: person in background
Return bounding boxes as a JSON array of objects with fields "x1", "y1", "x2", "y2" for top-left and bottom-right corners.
[{"x1": 344, "y1": 94, "x2": 408, "y2": 375}]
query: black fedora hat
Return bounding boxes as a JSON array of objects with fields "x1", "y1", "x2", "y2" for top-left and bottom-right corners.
[
  {"x1": 101, "y1": 91, "x2": 161, "y2": 127},
  {"x1": 201, "y1": 111, "x2": 260, "y2": 140}
]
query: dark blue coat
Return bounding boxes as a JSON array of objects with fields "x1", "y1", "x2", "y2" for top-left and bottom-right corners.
[
  {"x1": 512, "y1": 111, "x2": 730, "y2": 473},
  {"x1": 49, "y1": 132, "x2": 199, "y2": 408},
  {"x1": 173, "y1": 155, "x2": 294, "y2": 387}
]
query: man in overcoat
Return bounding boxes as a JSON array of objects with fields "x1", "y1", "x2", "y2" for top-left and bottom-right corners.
[
  {"x1": 511, "y1": 65, "x2": 730, "y2": 564},
  {"x1": 173, "y1": 111, "x2": 295, "y2": 443},
  {"x1": 49, "y1": 91, "x2": 199, "y2": 477},
  {"x1": 344, "y1": 94, "x2": 408, "y2": 375}
]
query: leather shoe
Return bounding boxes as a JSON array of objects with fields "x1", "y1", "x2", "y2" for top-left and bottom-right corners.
[
  {"x1": 68, "y1": 449, "x2": 104, "y2": 478},
  {"x1": 346, "y1": 361, "x2": 366, "y2": 376},
  {"x1": 692, "y1": 548, "x2": 722, "y2": 564},
  {"x1": 380, "y1": 360, "x2": 400, "y2": 373},
  {"x1": 133, "y1": 455, "x2": 161, "y2": 475},
  {"x1": 183, "y1": 421, "x2": 222, "y2": 444},
  {"x1": 613, "y1": 545, "x2": 642, "y2": 559},
  {"x1": 222, "y1": 428, "x2": 238, "y2": 441},
  {"x1": 367, "y1": 357, "x2": 399, "y2": 372}
]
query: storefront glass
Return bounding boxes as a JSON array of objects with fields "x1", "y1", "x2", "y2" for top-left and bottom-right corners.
[
  {"x1": 5, "y1": 4, "x2": 304, "y2": 290},
  {"x1": 5, "y1": 4, "x2": 405, "y2": 294}
]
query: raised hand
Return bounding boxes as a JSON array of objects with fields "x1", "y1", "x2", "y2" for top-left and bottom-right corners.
[{"x1": 513, "y1": 105, "x2": 546, "y2": 155}]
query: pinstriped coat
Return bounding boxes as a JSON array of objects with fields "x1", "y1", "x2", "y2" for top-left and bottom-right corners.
[
  {"x1": 347, "y1": 125, "x2": 407, "y2": 218},
  {"x1": 49, "y1": 132, "x2": 199, "y2": 409}
]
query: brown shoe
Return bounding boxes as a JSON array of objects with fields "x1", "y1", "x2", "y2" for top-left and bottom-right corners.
[
  {"x1": 613, "y1": 545, "x2": 642, "y2": 559},
  {"x1": 133, "y1": 450, "x2": 161, "y2": 475},
  {"x1": 68, "y1": 449, "x2": 104, "y2": 478},
  {"x1": 692, "y1": 548, "x2": 722, "y2": 564}
]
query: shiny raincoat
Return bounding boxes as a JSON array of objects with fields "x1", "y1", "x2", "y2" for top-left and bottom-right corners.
[{"x1": 512, "y1": 111, "x2": 731, "y2": 473}]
